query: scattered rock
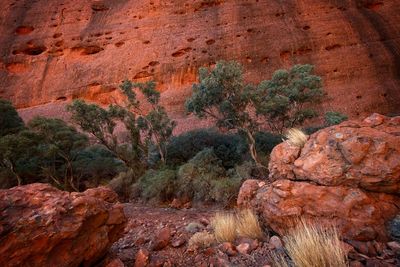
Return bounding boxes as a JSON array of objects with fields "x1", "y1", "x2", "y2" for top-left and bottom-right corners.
[
  {"x1": 134, "y1": 248, "x2": 150, "y2": 267},
  {"x1": 388, "y1": 215, "x2": 400, "y2": 242},
  {"x1": 152, "y1": 227, "x2": 171, "y2": 251},
  {"x1": 269, "y1": 236, "x2": 284, "y2": 250},
  {"x1": 104, "y1": 258, "x2": 125, "y2": 267},
  {"x1": 220, "y1": 242, "x2": 237, "y2": 256},
  {"x1": 0, "y1": 183, "x2": 126, "y2": 267},
  {"x1": 387, "y1": 241, "x2": 400, "y2": 253},
  {"x1": 171, "y1": 237, "x2": 186, "y2": 248},
  {"x1": 185, "y1": 222, "x2": 204, "y2": 233},
  {"x1": 236, "y1": 243, "x2": 250, "y2": 254}
]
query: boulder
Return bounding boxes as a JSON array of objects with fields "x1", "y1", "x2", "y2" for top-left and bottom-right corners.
[
  {"x1": 0, "y1": 183, "x2": 127, "y2": 267},
  {"x1": 239, "y1": 114, "x2": 400, "y2": 242}
]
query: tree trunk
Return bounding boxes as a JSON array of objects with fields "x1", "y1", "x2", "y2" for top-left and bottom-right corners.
[{"x1": 245, "y1": 130, "x2": 263, "y2": 167}]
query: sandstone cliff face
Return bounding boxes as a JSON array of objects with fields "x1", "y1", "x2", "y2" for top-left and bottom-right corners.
[{"x1": 0, "y1": 0, "x2": 399, "y2": 123}]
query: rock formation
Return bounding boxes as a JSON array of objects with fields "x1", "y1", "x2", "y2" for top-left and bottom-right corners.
[
  {"x1": 238, "y1": 114, "x2": 400, "y2": 242},
  {"x1": 0, "y1": 183, "x2": 127, "y2": 267},
  {"x1": 0, "y1": 0, "x2": 399, "y2": 127}
]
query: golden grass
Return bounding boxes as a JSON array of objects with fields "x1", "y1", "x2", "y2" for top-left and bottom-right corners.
[
  {"x1": 188, "y1": 231, "x2": 216, "y2": 249},
  {"x1": 211, "y1": 209, "x2": 265, "y2": 242},
  {"x1": 282, "y1": 219, "x2": 348, "y2": 267},
  {"x1": 284, "y1": 128, "x2": 308, "y2": 147},
  {"x1": 236, "y1": 209, "x2": 264, "y2": 240},
  {"x1": 211, "y1": 212, "x2": 237, "y2": 242}
]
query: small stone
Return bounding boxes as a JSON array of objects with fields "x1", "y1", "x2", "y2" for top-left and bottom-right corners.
[
  {"x1": 269, "y1": 236, "x2": 283, "y2": 250},
  {"x1": 349, "y1": 260, "x2": 363, "y2": 267},
  {"x1": 185, "y1": 222, "x2": 204, "y2": 233},
  {"x1": 152, "y1": 227, "x2": 171, "y2": 251},
  {"x1": 199, "y1": 217, "x2": 210, "y2": 226},
  {"x1": 387, "y1": 241, "x2": 400, "y2": 253},
  {"x1": 104, "y1": 258, "x2": 125, "y2": 267},
  {"x1": 134, "y1": 248, "x2": 149, "y2": 267},
  {"x1": 171, "y1": 238, "x2": 186, "y2": 248},
  {"x1": 220, "y1": 242, "x2": 237, "y2": 256},
  {"x1": 236, "y1": 243, "x2": 250, "y2": 254}
]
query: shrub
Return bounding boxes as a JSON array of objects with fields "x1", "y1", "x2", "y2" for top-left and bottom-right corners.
[
  {"x1": 211, "y1": 212, "x2": 237, "y2": 242},
  {"x1": 108, "y1": 169, "x2": 136, "y2": 199},
  {"x1": 165, "y1": 128, "x2": 246, "y2": 168},
  {"x1": 188, "y1": 231, "x2": 216, "y2": 249},
  {"x1": 73, "y1": 145, "x2": 125, "y2": 186},
  {"x1": 325, "y1": 111, "x2": 348, "y2": 126},
  {"x1": 236, "y1": 209, "x2": 264, "y2": 240},
  {"x1": 283, "y1": 220, "x2": 347, "y2": 267},
  {"x1": 284, "y1": 128, "x2": 308, "y2": 147},
  {"x1": 254, "y1": 131, "x2": 282, "y2": 154},
  {"x1": 138, "y1": 168, "x2": 177, "y2": 201},
  {"x1": 176, "y1": 148, "x2": 243, "y2": 203},
  {"x1": 0, "y1": 99, "x2": 25, "y2": 137}
]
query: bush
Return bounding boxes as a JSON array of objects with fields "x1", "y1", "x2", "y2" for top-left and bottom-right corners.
[
  {"x1": 108, "y1": 169, "x2": 136, "y2": 199},
  {"x1": 176, "y1": 148, "x2": 226, "y2": 202},
  {"x1": 138, "y1": 168, "x2": 177, "y2": 201},
  {"x1": 325, "y1": 111, "x2": 348, "y2": 126},
  {"x1": 254, "y1": 131, "x2": 282, "y2": 154},
  {"x1": 165, "y1": 128, "x2": 247, "y2": 169},
  {"x1": 73, "y1": 145, "x2": 125, "y2": 186},
  {"x1": 0, "y1": 99, "x2": 25, "y2": 137}
]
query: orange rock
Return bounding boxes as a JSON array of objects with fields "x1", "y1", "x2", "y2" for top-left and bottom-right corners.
[
  {"x1": 238, "y1": 114, "x2": 400, "y2": 242},
  {"x1": 134, "y1": 248, "x2": 150, "y2": 267},
  {"x1": 0, "y1": 183, "x2": 126, "y2": 267},
  {"x1": 0, "y1": 1, "x2": 399, "y2": 129}
]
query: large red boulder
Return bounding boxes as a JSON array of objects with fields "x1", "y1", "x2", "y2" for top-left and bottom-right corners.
[
  {"x1": 0, "y1": 183, "x2": 127, "y2": 267},
  {"x1": 239, "y1": 114, "x2": 400, "y2": 242}
]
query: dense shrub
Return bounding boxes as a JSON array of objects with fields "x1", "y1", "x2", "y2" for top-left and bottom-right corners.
[
  {"x1": 176, "y1": 148, "x2": 243, "y2": 204},
  {"x1": 138, "y1": 168, "x2": 177, "y2": 201},
  {"x1": 254, "y1": 131, "x2": 282, "y2": 154},
  {"x1": 0, "y1": 99, "x2": 25, "y2": 137},
  {"x1": 73, "y1": 145, "x2": 125, "y2": 186},
  {"x1": 108, "y1": 169, "x2": 136, "y2": 199},
  {"x1": 165, "y1": 128, "x2": 247, "y2": 168},
  {"x1": 324, "y1": 111, "x2": 348, "y2": 126}
]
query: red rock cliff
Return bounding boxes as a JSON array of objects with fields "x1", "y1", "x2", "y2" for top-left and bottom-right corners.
[{"x1": 0, "y1": 0, "x2": 399, "y2": 123}]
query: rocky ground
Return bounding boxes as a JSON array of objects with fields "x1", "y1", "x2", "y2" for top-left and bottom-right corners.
[{"x1": 104, "y1": 203, "x2": 400, "y2": 267}]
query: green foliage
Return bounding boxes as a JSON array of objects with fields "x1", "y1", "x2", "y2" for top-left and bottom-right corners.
[
  {"x1": 164, "y1": 128, "x2": 247, "y2": 168},
  {"x1": 324, "y1": 111, "x2": 348, "y2": 126},
  {"x1": 176, "y1": 148, "x2": 243, "y2": 204},
  {"x1": 0, "y1": 116, "x2": 121, "y2": 190},
  {"x1": 186, "y1": 61, "x2": 324, "y2": 166},
  {"x1": 138, "y1": 168, "x2": 177, "y2": 201},
  {"x1": 68, "y1": 80, "x2": 175, "y2": 172},
  {"x1": 0, "y1": 99, "x2": 25, "y2": 137},
  {"x1": 73, "y1": 145, "x2": 125, "y2": 186},
  {"x1": 254, "y1": 131, "x2": 282, "y2": 154},
  {"x1": 108, "y1": 169, "x2": 136, "y2": 199},
  {"x1": 254, "y1": 64, "x2": 324, "y2": 134}
]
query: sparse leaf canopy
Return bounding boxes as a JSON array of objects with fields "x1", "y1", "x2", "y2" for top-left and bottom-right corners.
[{"x1": 185, "y1": 61, "x2": 254, "y2": 131}]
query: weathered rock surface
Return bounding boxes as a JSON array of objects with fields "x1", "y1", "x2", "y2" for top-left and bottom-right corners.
[
  {"x1": 239, "y1": 114, "x2": 400, "y2": 242},
  {"x1": 0, "y1": 183, "x2": 127, "y2": 267},
  {"x1": 0, "y1": 0, "x2": 399, "y2": 126}
]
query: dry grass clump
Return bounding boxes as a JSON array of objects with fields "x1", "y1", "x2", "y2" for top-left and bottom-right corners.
[
  {"x1": 211, "y1": 209, "x2": 264, "y2": 242},
  {"x1": 284, "y1": 128, "x2": 308, "y2": 147},
  {"x1": 236, "y1": 209, "x2": 264, "y2": 240},
  {"x1": 211, "y1": 212, "x2": 237, "y2": 242},
  {"x1": 188, "y1": 231, "x2": 216, "y2": 249},
  {"x1": 282, "y1": 219, "x2": 348, "y2": 267}
]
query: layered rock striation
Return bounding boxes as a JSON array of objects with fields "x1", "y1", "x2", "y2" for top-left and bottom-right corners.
[
  {"x1": 0, "y1": 0, "x2": 399, "y2": 124},
  {"x1": 238, "y1": 114, "x2": 400, "y2": 242},
  {"x1": 0, "y1": 183, "x2": 126, "y2": 267}
]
